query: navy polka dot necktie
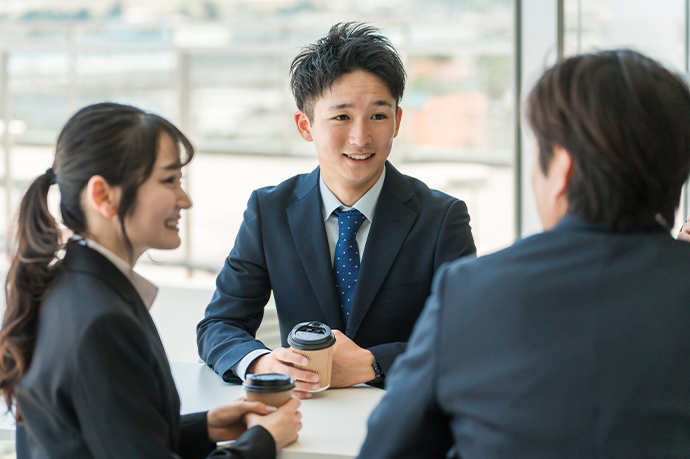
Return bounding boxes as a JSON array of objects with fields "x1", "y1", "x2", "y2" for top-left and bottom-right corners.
[{"x1": 333, "y1": 208, "x2": 366, "y2": 325}]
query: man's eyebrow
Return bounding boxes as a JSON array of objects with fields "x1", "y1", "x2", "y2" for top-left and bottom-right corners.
[
  {"x1": 327, "y1": 103, "x2": 355, "y2": 110},
  {"x1": 372, "y1": 100, "x2": 394, "y2": 108},
  {"x1": 326, "y1": 100, "x2": 394, "y2": 110}
]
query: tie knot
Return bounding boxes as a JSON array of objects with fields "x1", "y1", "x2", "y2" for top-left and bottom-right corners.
[{"x1": 333, "y1": 208, "x2": 366, "y2": 241}]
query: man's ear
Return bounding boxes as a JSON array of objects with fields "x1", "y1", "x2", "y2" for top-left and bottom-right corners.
[
  {"x1": 393, "y1": 106, "x2": 403, "y2": 138},
  {"x1": 550, "y1": 145, "x2": 573, "y2": 199},
  {"x1": 294, "y1": 111, "x2": 313, "y2": 142},
  {"x1": 84, "y1": 175, "x2": 120, "y2": 218},
  {"x1": 549, "y1": 145, "x2": 573, "y2": 223}
]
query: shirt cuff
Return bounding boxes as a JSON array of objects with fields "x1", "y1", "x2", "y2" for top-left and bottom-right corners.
[{"x1": 234, "y1": 349, "x2": 272, "y2": 381}]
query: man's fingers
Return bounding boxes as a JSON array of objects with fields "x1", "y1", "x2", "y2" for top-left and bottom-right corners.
[
  {"x1": 253, "y1": 351, "x2": 319, "y2": 385},
  {"x1": 270, "y1": 349, "x2": 319, "y2": 383},
  {"x1": 270, "y1": 363, "x2": 319, "y2": 384},
  {"x1": 274, "y1": 347, "x2": 310, "y2": 366},
  {"x1": 271, "y1": 366, "x2": 319, "y2": 386},
  {"x1": 292, "y1": 389, "x2": 313, "y2": 399},
  {"x1": 291, "y1": 368, "x2": 319, "y2": 383},
  {"x1": 293, "y1": 379, "x2": 321, "y2": 392}
]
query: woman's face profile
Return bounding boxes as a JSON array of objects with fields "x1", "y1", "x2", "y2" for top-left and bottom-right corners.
[{"x1": 124, "y1": 133, "x2": 192, "y2": 260}]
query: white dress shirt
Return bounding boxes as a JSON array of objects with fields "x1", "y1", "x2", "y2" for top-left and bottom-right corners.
[{"x1": 320, "y1": 167, "x2": 385, "y2": 265}]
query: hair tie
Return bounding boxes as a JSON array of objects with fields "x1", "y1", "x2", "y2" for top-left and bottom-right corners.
[{"x1": 44, "y1": 168, "x2": 56, "y2": 185}]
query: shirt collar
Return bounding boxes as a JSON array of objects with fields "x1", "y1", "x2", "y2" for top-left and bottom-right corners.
[
  {"x1": 72, "y1": 235, "x2": 158, "y2": 310},
  {"x1": 320, "y1": 167, "x2": 386, "y2": 222}
]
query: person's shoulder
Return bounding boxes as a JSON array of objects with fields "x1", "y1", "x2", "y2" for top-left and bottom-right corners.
[
  {"x1": 44, "y1": 248, "x2": 139, "y2": 326},
  {"x1": 248, "y1": 168, "x2": 319, "y2": 208},
  {"x1": 385, "y1": 164, "x2": 459, "y2": 206},
  {"x1": 254, "y1": 174, "x2": 303, "y2": 195},
  {"x1": 408, "y1": 175, "x2": 455, "y2": 200},
  {"x1": 254, "y1": 168, "x2": 318, "y2": 196},
  {"x1": 32, "y1": 269, "x2": 139, "y2": 375},
  {"x1": 439, "y1": 230, "x2": 549, "y2": 282},
  {"x1": 44, "y1": 270, "x2": 131, "y2": 324}
]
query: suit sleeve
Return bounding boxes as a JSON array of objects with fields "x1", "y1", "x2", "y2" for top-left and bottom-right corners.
[
  {"x1": 435, "y1": 198, "x2": 476, "y2": 267},
  {"x1": 368, "y1": 198, "x2": 476, "y2": 375},
  {"x1": 73, "y1": 313, "x2": 189, "y2": 459},
  {"x1": 179, "y1": 412, "x2": 216, "y2": 459},
  {"x1": 197, "y1": 190, "x2": 273, "y2": 382},
  {"x1": 206, "y1": 426, "x2": 276, "y2": 459},
  {"x1": 358, "y1": 268, "x2": 455, "y2": 458}
]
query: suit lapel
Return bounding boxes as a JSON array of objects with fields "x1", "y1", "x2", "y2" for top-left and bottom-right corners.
[
  {"x1": 65, "y1": 243, "x2": 179, "y2": 420},
  {"x1": 287, "y1": 167, "x2": 344, "y2": 330},
  {"x1": 347, "y1": 163, "x2": 417, "y2": 336},
  {"x1": 65, "y1": 243, "x2": 171, "y2": 366}
]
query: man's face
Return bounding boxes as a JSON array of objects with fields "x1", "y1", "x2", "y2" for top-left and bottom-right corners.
[{"x1": 295, "y1": 70, "x2": 402, "y2": 205}]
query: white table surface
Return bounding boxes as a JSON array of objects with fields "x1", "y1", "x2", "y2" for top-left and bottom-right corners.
[
  {"x1": 171, "y1": 361, "x2": 384, "y2": 459},
  {"x1": 0, "y1": 361, "x2": 384, "y2": 458}
]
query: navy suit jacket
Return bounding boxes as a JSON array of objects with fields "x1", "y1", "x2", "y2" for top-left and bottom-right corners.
[
  {"x1": 17, "y1": 243, "x2": 275, "y2": 459},
  {"x1": 359, "y1": 215, "x2": 690, "y2": 458},
  {"x1": 197, "y1": 161, "x2": 476, "y2": 382}
]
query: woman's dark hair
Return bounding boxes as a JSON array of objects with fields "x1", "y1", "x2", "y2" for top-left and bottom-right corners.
[
  {"x1": 290, "y1": 21, "x2": 406, "y2": 120},
  {"x1": 0, "y1": 102, "x2": 193, "y2": 417},
  {"x1": 527, "y1": 49, "x2": 690, "y2": 232}
]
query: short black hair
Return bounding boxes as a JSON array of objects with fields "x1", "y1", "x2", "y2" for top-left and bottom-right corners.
[
  {"x1": 290, "y1": 22, "x2": 406, "y2": 120},
  {"x1": 527, "y1": 49, "x2": 690, "y2": 232}
]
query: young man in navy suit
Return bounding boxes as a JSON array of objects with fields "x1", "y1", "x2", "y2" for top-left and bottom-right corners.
[
  {"x1": 359, "y1": 49, "x2": 690, "y2": 458},
  {"x1": 197, "y1": 22, "x2": 476, "y2": 397}
]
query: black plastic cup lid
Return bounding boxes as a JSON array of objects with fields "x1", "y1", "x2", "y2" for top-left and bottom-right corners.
[
  {"x1": 287, "y1": 321, "x2": 336, "y2": 351},
  {"x1": 243, "y1": 373, "x2": 295, "y2": 393}
]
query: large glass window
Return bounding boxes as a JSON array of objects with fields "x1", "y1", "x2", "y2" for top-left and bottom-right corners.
[
  {"x1": 565, "y1": 0, "x2": 685, "y2": 69},
  {"x1": 0, "y1": 0, "x2": 516, "y2": 272}
]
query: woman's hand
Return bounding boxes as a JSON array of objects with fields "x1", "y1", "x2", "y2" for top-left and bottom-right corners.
[
  {"x1": 207, "y1": 398, "x2": 277, "y2": 443},
  {"x1": 245, "y1": 397, "x2": 302, "y2": 451}
]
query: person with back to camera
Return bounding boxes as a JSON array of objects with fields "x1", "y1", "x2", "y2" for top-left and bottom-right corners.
[
  {"x1": 0, "y1": 102, "x2": 301, "y2": 458},
  {"x1": 196, "y1": 22, "x2": 477, "y2": 397},
  {"x1": 358, "y1": 49, "x2": 690, "y2": 458}
]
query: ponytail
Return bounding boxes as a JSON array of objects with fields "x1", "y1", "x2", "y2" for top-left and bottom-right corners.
[{"x1": 0, "y1": 168, "x2": 60, "y2": 418}]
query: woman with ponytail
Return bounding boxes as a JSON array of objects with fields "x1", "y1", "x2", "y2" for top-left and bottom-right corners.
[{"x1": 0, "y1": 103, "x2": 300, "y2": 459}]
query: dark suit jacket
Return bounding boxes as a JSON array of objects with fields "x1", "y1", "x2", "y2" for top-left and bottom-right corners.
[
  {"x1": 359, "y1": 215, "x2": 690, "y2": 458},
  {"x1": 16, "y1": 243, "x2": 275, "y2": 459},
  {"x1": 197, "y1": 161, "x2": 476, "y2": 382}
]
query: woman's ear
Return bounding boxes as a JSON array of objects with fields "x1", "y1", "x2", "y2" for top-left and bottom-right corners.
[{"x1": 84, "y1": 175, "x2": 120, "y2": 218}]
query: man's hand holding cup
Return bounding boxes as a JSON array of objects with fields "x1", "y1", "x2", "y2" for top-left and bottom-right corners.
[{"x1": 247, "y1": 321, "x2": 336, "y2": 399}]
